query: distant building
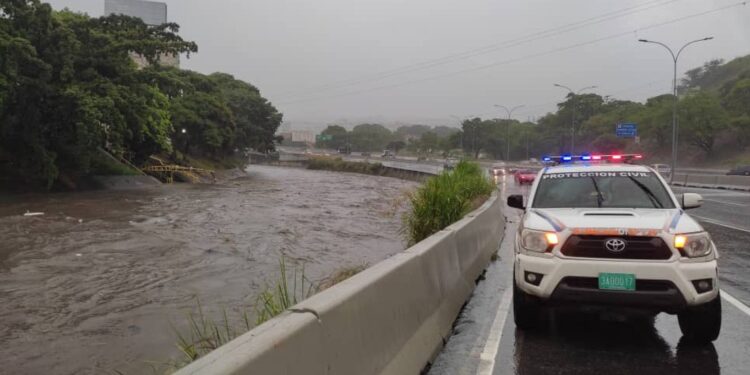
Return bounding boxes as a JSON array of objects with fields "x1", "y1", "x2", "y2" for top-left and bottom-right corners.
[
  {"x1": 104, "y1": 0, "x2": 179, "y2": 68},
  {"x1": 279, "y1": 131, "x2": 316, "y2": 147}
]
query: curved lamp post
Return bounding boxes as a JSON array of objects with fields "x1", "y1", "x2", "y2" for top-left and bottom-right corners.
[
  {"x1": 494, "y1": 105, "x2": 525, "y2": 161},
  {"x1": 638, "y1": 37, "x2": 713, "y2": 183}
]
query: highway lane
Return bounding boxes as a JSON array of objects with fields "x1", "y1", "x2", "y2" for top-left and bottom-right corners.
[{"x1": 429, "y1": 176, "x2": 750, "y2": 375}]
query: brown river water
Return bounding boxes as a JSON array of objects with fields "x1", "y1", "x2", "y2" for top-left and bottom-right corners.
[{"x1": 0, "y1": 165, "x2": 416, "y2": 374}]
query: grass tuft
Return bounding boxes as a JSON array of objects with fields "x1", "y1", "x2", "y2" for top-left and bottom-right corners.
[
  {"x1": 402, "y1": 160, "x2": 494, "y2": 246},
  {"x1": 254, "y1": 257, "x2": 316, "y2": 326},
  {"x1": 150, "y1": 261, "x2": 368, "y2": 373},
  {"x1": 317, "y1": 264, "x2": 367, "y2": 291}
]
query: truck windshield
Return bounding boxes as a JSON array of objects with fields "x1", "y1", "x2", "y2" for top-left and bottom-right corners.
[{"x1": 532, "y1": 171, "x2": 675, "y2": 209}]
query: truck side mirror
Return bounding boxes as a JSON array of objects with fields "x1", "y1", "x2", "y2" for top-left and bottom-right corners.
[
  {"x1": 680, "y1": 193, "x2": 703, "y2": 209},
  {"x1": 507, "y1": 194, "x2": 525, "y2": 210}
]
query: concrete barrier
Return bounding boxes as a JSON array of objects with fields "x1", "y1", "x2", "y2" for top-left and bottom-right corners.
[
  {"x1": 671, "y1": 173, "x2": 750, "y2": 191},
  {"x1": 175, "y1": 193, "x2": 505, "y2": 375}
]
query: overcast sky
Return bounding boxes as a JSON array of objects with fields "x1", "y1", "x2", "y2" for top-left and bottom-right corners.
[{"x1": 47, "y1": 0, "x2": 750, "y2": 131}]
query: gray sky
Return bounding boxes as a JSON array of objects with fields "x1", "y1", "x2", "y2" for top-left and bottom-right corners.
[{"x1": 47, "y1": 0, "x2": 750, "y2": 131}]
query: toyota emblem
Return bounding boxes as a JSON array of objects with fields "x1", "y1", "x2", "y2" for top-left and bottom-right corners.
[{"x1": 605, "y1": 238, "x2": 627, "y2": 253}]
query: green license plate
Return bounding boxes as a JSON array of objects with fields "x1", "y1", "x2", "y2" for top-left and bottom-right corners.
[{"x1": 598, "y1": 273, "x2": 636, "y2": 291}]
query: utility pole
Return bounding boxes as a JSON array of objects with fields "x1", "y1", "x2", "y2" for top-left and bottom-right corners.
[
  {"x1": 638, "y1": 37, "x2": 713, "y2": 183},
  {"x1": 553, "y1": 84, "x2": 597, "y2": 152},
  {"x1": 494, "y1": 104, "x2": 525, "y2": 162}
]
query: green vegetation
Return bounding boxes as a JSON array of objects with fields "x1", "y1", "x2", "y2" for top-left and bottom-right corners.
[
  {"x1": 172, "y1": 299, "x2": 251, "y2": 367},
  {"x1": 450, "y1": 56, "x2": 750, "y2": 165},
  {"x1": 165, "y1": 258, "x2": 363, "y2": 372},
  {"x1": 254, "y1": 257, "x2": 315, "y2": 326},
  {"x1": 317, "y1": 264, "x2": 367, "y2": 291},
  {"x1": 315, "y1": 55, "x2": 750, "y2": 166},
  {"x1": 307, "y1": 156, "x2": 385, "y2": 175},
  {"x1": 0, "y1": 1, "x2": 282, "y2": 189},
  {"x1": 89, "y1": 156, "x2": 141, "y2": 176},
  {"x1": 316, "y1": 123, "x2": 459, "y2": 156},
  {"x1": 403, "y1": 161, "x2": 494, "y2": 246}
]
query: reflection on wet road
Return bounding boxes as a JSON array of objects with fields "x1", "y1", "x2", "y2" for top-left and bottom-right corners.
[
  {"x1": 0, "y1": 165, "x2": 416, "y2": 375},
  {"x1": 429, "y1": 175, "x2": 750, "y2": 375}
]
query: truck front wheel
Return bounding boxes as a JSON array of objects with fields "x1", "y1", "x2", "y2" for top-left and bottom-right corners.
[{"x1": 678, "y1": 294, "x2": 721, "y2": 343}]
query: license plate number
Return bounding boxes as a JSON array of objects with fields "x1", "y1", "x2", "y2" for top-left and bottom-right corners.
[{"x1": 598, "y1": 273, "x2": 636, "y2": 291}]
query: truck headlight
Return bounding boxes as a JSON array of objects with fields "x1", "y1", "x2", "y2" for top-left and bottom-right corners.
[
  {"x1": 674, "y1": 232, "x2": 712, "y2": 258},
  {"x1": 521, "y1": 229, "x2": 558, "y2": 252}
]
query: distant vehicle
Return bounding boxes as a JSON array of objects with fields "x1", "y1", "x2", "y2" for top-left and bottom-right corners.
[
  {"x1": 381, "y1": 150, "x2": 395, "y2": 159},
  {"x1": 361, "y1": 152, "x2": 371, "y2": 157},
  {"x1": 652, "y1": 164, "x2": 672, "y2": 177},
  {"x1": 727, "y1": 165, "x2": 750, "y2": 176},
  {"x1": 338, "y1": 145, "x2": 351, "y2": 155},
  {"x1": 514, "y1": 169, "x2": 537, "y2": 185},
  {"x1": 490, "y1": 163, "x2": 506, "y2": 175}
]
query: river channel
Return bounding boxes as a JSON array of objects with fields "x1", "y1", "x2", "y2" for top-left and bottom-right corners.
[{"x1": 0, "y1": 165, "x2": 416, "y2": 374}]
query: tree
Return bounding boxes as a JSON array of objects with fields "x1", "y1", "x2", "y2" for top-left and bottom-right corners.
[
  {"x1": 590, "y1": 134, "x2": 627, "y2": 154},
  {"x1": 0, "y1": 1, "x2": 197, "y2": 187},
  {"x1": 317, "y1": 125, "x2": 348, "y2": 149},
  {"x1": 208, "y1": 72, "x2": 282, "y2": 153},
  {"x1": 349, "y1": 124, "x2": 392, "y2": 152},
  {"x1": 386, "y1": 140, "x2": 406, "y2": 154},
  {"x1": 678, "y1": 92, "x2": 729, "y2": 155},
  {"x1": 721, "y1": 78, "x2": 750, "y2": 116}
]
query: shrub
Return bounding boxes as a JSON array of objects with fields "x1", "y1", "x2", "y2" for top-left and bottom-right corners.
[{"x1": 403, "y1": 161, "x2": 494, "y2": 246}]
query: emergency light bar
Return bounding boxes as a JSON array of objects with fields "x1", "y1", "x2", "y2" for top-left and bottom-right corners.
[{"x1": 542, "y1": 154, "x2": 643, "y2": 165}]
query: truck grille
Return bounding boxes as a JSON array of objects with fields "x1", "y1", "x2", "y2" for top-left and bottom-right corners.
[{"x1": 561, "y1": 235, "x2": 673, "y2": 260}]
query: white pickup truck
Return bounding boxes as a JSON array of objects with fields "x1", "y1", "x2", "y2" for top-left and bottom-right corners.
[{"x1": 507, "y1": 162, "x2": 721, "y2": 343}]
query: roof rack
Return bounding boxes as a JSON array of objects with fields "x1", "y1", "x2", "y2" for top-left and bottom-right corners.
[{"x1": 541, "y1": 153, "x2": 643, "y2": 165}]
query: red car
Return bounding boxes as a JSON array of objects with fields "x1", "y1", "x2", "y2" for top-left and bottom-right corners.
[{"x1": 514, "y1": 169, "x2": 537, "y2": 185}]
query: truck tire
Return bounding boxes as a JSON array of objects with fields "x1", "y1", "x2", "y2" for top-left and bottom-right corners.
[
  {"x1": 513, "y1": 272, "x2": 541, "y2": 330},
  {"x1": 678, "y1": 293, "x2": 721, "y2": 343}
]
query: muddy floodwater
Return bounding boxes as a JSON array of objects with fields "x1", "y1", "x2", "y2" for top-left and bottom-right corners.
[{"x1": 0, "y1": 165, "x2": 416, "y2": 375}]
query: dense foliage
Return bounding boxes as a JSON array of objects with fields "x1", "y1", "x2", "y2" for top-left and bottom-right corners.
[{"x1": 0, "y1": 1, "x2": 282, "y2": 188}]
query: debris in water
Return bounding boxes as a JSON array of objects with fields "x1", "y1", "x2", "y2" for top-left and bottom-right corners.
[{"x1": 24, "y1": 211, "x2": 44, "y2": 217}]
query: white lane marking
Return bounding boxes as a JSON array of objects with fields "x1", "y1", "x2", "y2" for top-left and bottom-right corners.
[
  {"x1": 721, "y1": 289, "x2": 750, "y2": 317},
  {"x1": 703, "y1": 199, "x2": 747, "y2": 207},
  {"x1": 477, "y1": 288, "x2": 513, "y2": 375},
  {"x1": 691, "y1": 214, "x2": 750, "y2": 234}
]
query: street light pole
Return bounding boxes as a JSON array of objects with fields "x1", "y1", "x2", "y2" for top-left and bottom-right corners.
[
  {"x1": 553, "y1": 84, "x2": 597, "y2": 152},
  {"x1": 638, "y1": 37, "x2": 713, "y2": 183},
  {"x1": 494, "y1": 104, "x2": 525, "y2": 161}
]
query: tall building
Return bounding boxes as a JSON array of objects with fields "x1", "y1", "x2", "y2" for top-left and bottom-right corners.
[{"x1": 104, "y1": 0, "x2": 179, "y2": 68}]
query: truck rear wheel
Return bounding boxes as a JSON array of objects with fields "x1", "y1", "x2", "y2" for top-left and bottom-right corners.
[{"x1": 678, "y1": 294, "x2": 721, "y2": 343}]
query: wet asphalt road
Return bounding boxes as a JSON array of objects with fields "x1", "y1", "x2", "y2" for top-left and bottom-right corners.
[{"x1": 429, "y1": 176, "x2": 750, "y2": 375}]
